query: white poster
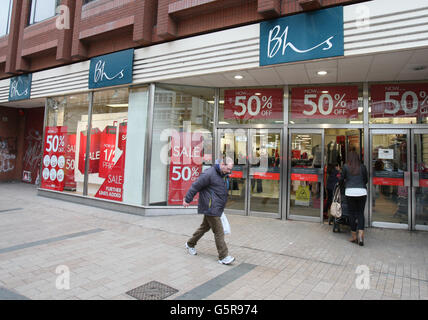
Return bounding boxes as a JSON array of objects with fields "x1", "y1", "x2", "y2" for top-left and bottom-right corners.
[{"x1": 378, "y1": 148, "x2": 394, "y2": 160}]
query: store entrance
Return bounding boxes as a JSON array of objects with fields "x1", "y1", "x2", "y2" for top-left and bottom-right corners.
[
  {"x1": 288, "y1": 128, "x2": 363, "y2": 223},
  {"x1": 370, "y1": 129, "x2": 428, "y2": 230},
  {"x1": 218, "y1": 128, "x2": 282, "y2": 218}
]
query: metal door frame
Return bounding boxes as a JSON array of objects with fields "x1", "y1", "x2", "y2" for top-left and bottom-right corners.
[
  {"x1": 287, "y1": 128, "x2": 324, "y2": 223},
  {"x1": 248, "y1": 128, "x2": 283, "y2": 219},
  {"x1": 411, "y1": 129, "x2": 428, "y2": 231},
  {"x1": 369, "y1": 129, "x2": 411, "y2": 230},
  {"x1": 217, "y1": 127, "x2": 283, "y2": 218}
]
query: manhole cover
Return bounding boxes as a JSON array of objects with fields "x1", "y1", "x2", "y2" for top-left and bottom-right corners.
[{"x1": 126, "y1": 281, "x2": 179, "y2": 300}]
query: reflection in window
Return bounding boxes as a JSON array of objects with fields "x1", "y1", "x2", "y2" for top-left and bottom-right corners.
[
  {"x1": 370, "y1": 83, "x2": 428, "y2": 124},
  {"x1": 150, "y1": 84, "x2": 214, "y2": 206},
  {"x1": 0, "y1": 0, "x2": 13, "y2": 37},
  {"x1": 44, "y1": 93, "x2": 91, "y2": 196},
  {"x1": 28, "y1": 0, "x2": 61, "y2": 25}
]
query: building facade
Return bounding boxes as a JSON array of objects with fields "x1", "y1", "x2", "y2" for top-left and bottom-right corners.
[{"x1": 0, "y1": 0, "x2": 427, "y2": 232}]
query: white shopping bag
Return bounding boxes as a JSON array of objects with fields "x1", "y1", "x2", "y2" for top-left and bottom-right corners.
[{"x1": 220, "y1": 212, "x2": 231, "y2": 235}]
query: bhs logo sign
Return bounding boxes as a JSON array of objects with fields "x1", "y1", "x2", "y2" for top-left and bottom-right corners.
[
  {"x1": 88, "y1": 49, "x2": 134, "y2": 89},
  {"x1": 260, "y1": 6, "x2": 344, "y2": 66},
  {"x1": 9, "y1": 74, "x2": 32, "y2": 101}
]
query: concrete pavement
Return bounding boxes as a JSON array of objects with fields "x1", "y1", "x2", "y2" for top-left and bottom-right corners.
[{"x1": 1, "y1": 182, "x2": 428, "y2": 300}]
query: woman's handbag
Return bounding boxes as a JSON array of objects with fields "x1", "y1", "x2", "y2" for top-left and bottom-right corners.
[
  {"x1": 220, "y1": 212, "x2": 231, "y2": 235},
  {"x1": 330, "y1": 183, "x2": 342, "y2": 218}
]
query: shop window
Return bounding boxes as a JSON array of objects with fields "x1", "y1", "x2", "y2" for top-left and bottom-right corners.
[
  {"x1": 43, "y1": 86, "x2": 149, "y2": 205},
  {"x1": 288, "y1": 84, "x2": 363, "y2": 125},
  {"x1": 218, "y1": 87, "x2": 285, "y2": 125},
  {"x1": 86, "y1": 88, "x2": 129, "y2": 201},
  {"x1": 0, "y1": 0, "x2": 13, "y2": 37},
  {"x1": 28, "y1": 0, "x2": 61, "y2": 25},
  {"x1": 369, "y1": 82, "x2": 428, "y2": 124},
  {"x1": 150, "y1": 84, "x2": 214, "y2": 206},
  {"x1": 44, "y1": 93, "x2": 91, "y2": 196}
]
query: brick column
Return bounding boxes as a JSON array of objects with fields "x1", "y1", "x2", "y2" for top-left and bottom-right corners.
[
  {"x1": 15, "y1": 0, "x2": 31, "y2": 72},
  {"x1": 5, "y1": 0, "x2": 23, "y2": 74},
  {"x1": 257, "y1": 0, "x2": 281, "y2": 18},
  {"x1": 133, "y1": 0, "x2": 156, "y2": 45},
  {"x1": 56, "y1": 0, "x2": 76, "y2": 62},
  {"x1": 71, "y1": 0, "x2": 88, "y2": 59},
  {"x1": 157, "y1": 0, "x2": 177, "y2": 40}
]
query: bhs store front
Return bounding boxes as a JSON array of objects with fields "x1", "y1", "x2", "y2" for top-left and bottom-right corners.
[{"x1": 0, "y1": 1, "x2": 425, "y2": 232}]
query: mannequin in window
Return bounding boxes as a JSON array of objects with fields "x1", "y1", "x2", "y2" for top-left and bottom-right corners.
[
  {"x1": 327, "y1": 140, "x2": 342, "y2": 166},
  {"x1": 312, "y1": 144, "x2": 322, "y2": 168}
]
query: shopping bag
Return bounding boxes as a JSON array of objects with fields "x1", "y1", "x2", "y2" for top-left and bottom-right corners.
[
  {"x1": 330, "y1": 183, "x2": 342, "y2": 218},
  {"x1": 220, "y1": 212, "x2": 231, "y2": 235}
]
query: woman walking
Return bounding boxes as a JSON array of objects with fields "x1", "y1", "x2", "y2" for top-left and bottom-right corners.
[{"x1": 340, "y1": 151, "x2": 368, "y2": 246}]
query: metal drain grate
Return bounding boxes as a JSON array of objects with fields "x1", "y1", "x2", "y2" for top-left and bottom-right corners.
[{"x1": 126, "y1": 281, "x2": 179, "y2": 300}]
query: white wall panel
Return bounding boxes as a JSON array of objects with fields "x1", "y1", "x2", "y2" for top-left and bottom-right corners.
[
  {"x1": 344, "y1": 0, "x2": 428, "y2": 55},
  {"x1": 0, "y1": 78, "x2": 10, "y2": 102},
  {"x1": 132, "y1": 24, "x2": 259, "y2": 84},
  {"x1": 30, "y1": 61, "x2": 90, "y2": 98}
]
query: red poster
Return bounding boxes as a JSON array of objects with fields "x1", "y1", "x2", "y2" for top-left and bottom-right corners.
[
  {"x1": 420, "y1": 179, "x2": 428, "y2": 188},
  {"x1": 168, "y1": 132, "x2": 203, "y2": 205},
  {"x1": 95, "y1": 154, "x2": 125, "y2": 201},
  {"x1": 95, "y1": 121, "x2": 127, "y2": 202},
  {"x1": 64, "y1": 133, "x2": 76, "y2": 190},
  {"x1": 99, "y1": 125, "x2": 117, "y2": 178},
  {"x1": 291, "y1": 173, "x2": 318, "y2": 182},
  {"x1": 291, "y1": 86, "x2": 358, "y2": 119},
  {"x1": 370, "y1": 83, "x2": 428, "y2": 118},
  {"x1": 253, "y1": 172, "x2": 280, "y2": 180},
  {"x1": 78, "y1": 128, "x2": 101, "y2": 174},
  {"x1": 224, "y1": 88, "x2": 283, "y2": 120},
  {"x1": 41, "y1": 126, "x2": 67, "y2": 191},
  {"x1": 373, "y1": 177, "x2": 404, "y2": 186}
]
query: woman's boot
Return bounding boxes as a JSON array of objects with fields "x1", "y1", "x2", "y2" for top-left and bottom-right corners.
[
  {"x1": 358, "y1": 230, "x2": 364, "y2": 246},
  {"x1": 349, "y1": 231, "x2": 357, "y2": 243}
]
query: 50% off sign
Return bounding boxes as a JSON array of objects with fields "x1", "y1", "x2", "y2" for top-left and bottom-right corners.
[
  {"x1": 291, "y1": 86, "x2": 359, "y2": 119},
  {"x1": 224, "y1": 89, "x2": 283, "y2": 119}
]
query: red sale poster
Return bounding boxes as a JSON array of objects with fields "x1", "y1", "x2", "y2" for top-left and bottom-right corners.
[
  {"x1": 99, "y1": 124, "x2": 117, "y2": 178},
  {"x1": 95, "y1": 153, "x2": 125, "y2": 201},
  {"x1": 370, "y1": 83, "x2": 428, "y2": 118},
  {"x1": 41, "y1": 126, "x2": 68, "y2": 191},
  {"x1": 168, "y1": 132, "x2": 203, "y2": 205},
  {"x1": 95, "y1": 121, "x2": 127, "y2": 202},
  {"x1": 224, "y1": 88, "x2": 283, "y2": 120},
  {"x1": 64, "y1": 133, "x2": 76, "y2": 190},
  {"x1": 78, "y1": 128, "x2": 101, "y2": 174},
  {"x1": 291, "y1": 86, "x2": 359, "y2": 119}
]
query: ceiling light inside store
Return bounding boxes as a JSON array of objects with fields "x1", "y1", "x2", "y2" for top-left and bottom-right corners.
[
  {"x1": 106, "y1": 104, "x2": 128, "y2": 108},
  {"x1": 321, "y1": 91, "x2": 329, "y2": 93},
  {"x1": 234, "y1": 75, "x2": 244, "y2": 80},
  {"x1": 317, "y1": 70, "x2": 328, "y2": 76},
  {"x1": 219, "y1": 121, "x2": 229, "y2": 124}
]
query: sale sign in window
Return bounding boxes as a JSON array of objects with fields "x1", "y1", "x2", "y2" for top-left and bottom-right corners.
[
  {"x1": 168, "y1": 132, "x2": 203, "y2": 206},
  {"x1": 291, "y1": 86, "x2": 358, "y2": 119},
  {"x1": 95, "y1": 120, "x2": 128, "y2": 202},
  {"x1": 370, "y1": 83, "x2": 428, "y2": 118},
  {"x1": 41, "y1": 126, "x2": 68, "y2": 191},
  {"x1": 224, "y1": 89, "x2": 283, "y2": 120}
]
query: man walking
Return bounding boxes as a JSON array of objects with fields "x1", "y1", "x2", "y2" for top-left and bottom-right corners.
[{"x1": 183, "y1": 157, "x2": 235, "y2": 265}]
